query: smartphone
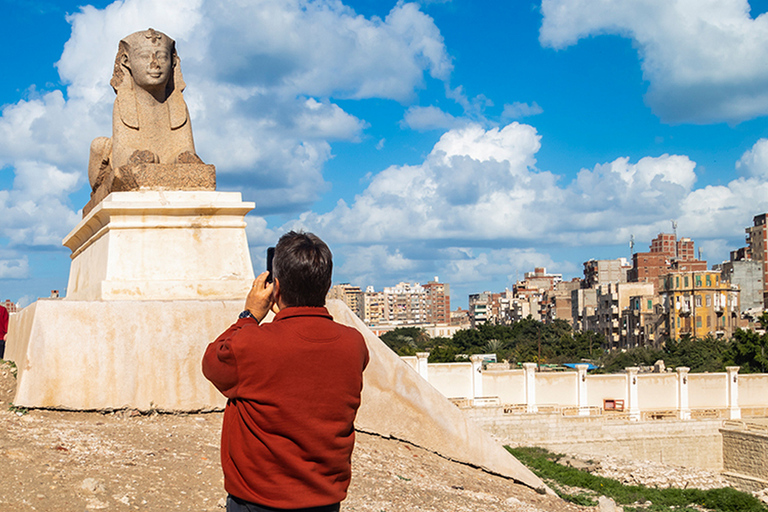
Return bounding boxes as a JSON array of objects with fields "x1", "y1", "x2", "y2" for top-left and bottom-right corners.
[{"x1": 266, "y1": 247, "x2": 275, "y2": 283}]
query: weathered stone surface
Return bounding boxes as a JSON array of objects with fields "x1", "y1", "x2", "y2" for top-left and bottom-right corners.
[
  {"x1": 66, "y1": 191, "x2": 253, "y2": 302},
  {"x1": 87, "y1": 29, "x2": 209, "y2": 214},
  {"x1": 83, "y1": 162, "x2": 215, "y2": 216}
]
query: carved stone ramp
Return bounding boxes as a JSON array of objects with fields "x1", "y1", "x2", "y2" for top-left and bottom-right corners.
[{"x1": 326, "y1": 300, "x2": 552, "y2": 495}]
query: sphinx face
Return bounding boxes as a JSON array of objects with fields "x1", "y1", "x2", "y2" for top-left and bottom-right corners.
[{"x1": 127, "y1": 42, "x2": 173, "y2": 91}]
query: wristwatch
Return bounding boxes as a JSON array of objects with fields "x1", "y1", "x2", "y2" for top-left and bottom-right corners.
[{"x1": 239, "y1": 310, "x2": 255, "y2": 321}]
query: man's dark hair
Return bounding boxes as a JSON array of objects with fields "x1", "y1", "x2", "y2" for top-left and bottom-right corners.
[{"x1": 273, "y1": 231, "x2": 333, "y2": 307}]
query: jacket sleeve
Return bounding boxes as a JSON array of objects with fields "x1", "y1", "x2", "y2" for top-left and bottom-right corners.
[{"x1": 202, "y1": 317, "x2": 255, "y2": 397}]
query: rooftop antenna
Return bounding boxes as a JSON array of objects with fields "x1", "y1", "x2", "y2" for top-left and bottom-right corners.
[
  {"x1": 629, "y1": 234, "x2": 635, "y2": 256},
  {"x1": 698, "y1": 247, "x2": 702, "y2": 261},
  {"x1": 671, "y1": 220, "x2": 678, "y2": 259}
]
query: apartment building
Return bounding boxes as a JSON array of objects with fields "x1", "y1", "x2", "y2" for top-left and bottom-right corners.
[
  {"x1": 423, "y1": 278, "x2": 451, "y2": 324},
  {"x1": 629, "y1": 233, "x2": 706, "y2": 289},
  {"x1": 582, "y1": 258, "x2": 630, "y2": 288},
  {"x1": 715, "y1": 253, "x2": 763, "y2": 313},
  {"x1": 659, "y1": 270, "x2": 740, "y2": 340},
  {"x1": 623, "y1": 294, "x2": 664, "y2": 349},
  {"x1": 595, "y1": 282, "x2": 655, "y2": 349},
  {"x1": 571, "y1": 287, "x2": 597, "y2": 331},
  {"x1": 544, "y1": 278, "x2": 581, "y2": 324},
  {"x1": 327, "y1": 283, "x2": 363, "y2": 317},
  {"x1": 2, "y1": 299, "x2": 18, "y2": 314},
  {"x1": 362, "y1": 286, "x2": 386, "y2": 325},
  {"x1": 746, "y1": 213, "x2": 768, "y2": 307},
  {"x1": 381, "y1": 282, "x2": 428, "y2": 324}
]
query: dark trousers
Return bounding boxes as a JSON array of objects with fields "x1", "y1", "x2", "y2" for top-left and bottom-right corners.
[{"x1": 226, "y1": 495, "x2": 340, "y2": 512}]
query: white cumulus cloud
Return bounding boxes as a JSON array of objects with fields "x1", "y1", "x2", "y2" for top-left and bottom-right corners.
[
  {"x1": 540, "y1": 0, "x2": 768, "y2": 123},
  {"x1": 736, "y1": 138, "x2": 768, "y2": 177},
  {"x1": 290, "y1": 122, "x2": 768, "y2": 253}
]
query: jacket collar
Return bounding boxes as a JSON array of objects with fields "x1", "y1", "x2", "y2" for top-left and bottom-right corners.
[{"x1": 274, "y1": 306, "x2": 333, "y2": 321}]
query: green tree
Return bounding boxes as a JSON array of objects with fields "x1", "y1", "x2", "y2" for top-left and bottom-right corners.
[
  {"x1": 729, "y1": 328, "x2": 768, "y2": 373},
  {"x1": 665, "y1": 336, "x2": 729, "y2": 373}
]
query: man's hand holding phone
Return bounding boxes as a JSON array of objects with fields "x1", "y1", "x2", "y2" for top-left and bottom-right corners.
[{"x1": 244, "y1": 271, "x2": 275, "y2": 323}]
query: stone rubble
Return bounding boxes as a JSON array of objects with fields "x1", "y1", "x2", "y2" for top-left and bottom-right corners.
[{"x1": 595, "y1": 455, "x2": 729, "y2": 490}]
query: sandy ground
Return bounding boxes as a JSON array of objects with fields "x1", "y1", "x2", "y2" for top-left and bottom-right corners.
[{"x1": 0, "y1": 362, "x2": 587, "y2": 511}]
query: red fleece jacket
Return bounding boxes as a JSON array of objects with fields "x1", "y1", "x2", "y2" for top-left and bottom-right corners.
[{"x1": 202, "y1": 307, "x2": 369, "y2": 509}]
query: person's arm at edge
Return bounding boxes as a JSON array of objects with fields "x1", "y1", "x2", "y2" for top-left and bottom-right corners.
[
  {"x1": 0, "y1": 307, "x2": 8, "y2": 341},
  {"x1": 202, "y1": 272, "x2": 274, "y2": 397}
]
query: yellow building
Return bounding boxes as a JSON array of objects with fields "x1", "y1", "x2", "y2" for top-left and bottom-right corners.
[{"x1": 659, "y1": 270, "x2": 739, "y2": 340}]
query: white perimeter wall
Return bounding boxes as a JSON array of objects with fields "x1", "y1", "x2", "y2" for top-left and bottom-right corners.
[{"x1": 407, "y1": 360, "x2": 767, "y2": 415}]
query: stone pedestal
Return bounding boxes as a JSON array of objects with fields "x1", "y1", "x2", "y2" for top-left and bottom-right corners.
[
  {"x1": 65, "y1": 191, "x2": 255, "y2": 301},
  {"x1": 8, "y1": 299, "x2": 234, "y2": 410},
  {"x1": 9, "y1": 190, "x2": 255, "y2": 410}
]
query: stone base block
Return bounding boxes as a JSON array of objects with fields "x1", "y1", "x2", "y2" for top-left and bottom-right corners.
[
  {"x1": 65, "y1": 191, "x2": 255, "y2": 301},
  {"x1": 84, "y1": 162, "x2": 216, "y2": 216},
  {"x1": 8, "y1": 299, "x2": 234, "y2": 411}
]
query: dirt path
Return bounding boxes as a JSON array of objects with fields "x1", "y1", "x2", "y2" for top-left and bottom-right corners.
[{"x1": 0, "y1": 362, "x2": 587, "y2": 511}]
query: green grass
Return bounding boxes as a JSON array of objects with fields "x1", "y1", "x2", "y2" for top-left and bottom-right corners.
[{"x1": 507, "y1": 446, "x2": 767, "y2": 512}]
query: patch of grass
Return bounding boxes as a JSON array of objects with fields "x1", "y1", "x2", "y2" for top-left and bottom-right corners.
[
  {"x1": 507, "y1": 446, "x2": 767, "y2": 512},
  {"x1": 8, "y1": 403, "x2": 28, "y2": 415}
]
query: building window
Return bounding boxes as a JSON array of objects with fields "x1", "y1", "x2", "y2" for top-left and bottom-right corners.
[
  {"x1": 684, "y1": 276, "x2": 689, "y2": 287},
  {"x1": 695, "y1": 295, "x2": 702, "y2": 307},
  {"x1": 647, "y1": 299, "x2": 653, "y2": 310},
  {"x1": 706, "y1": 275, "x2": 711, "y2": 286},
  {"x1": 707, "y1": 315, "x2": 711, "y2": 328},
  {"x1": 706, "y1": 294, "x2": 711, "y2": 307},
  {"x1": 676, "y1": 276, "x2": 680, "y2": 288},
  {"x1": 695, "y1": 275, "x2": 702, "y2": 287},
  {"x1": 696, "y1": 316, "x2": 702, "y2": 328}
]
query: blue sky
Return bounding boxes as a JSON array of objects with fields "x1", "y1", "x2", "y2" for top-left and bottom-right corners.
[{"x1": 4, "y1": 0, "x2": 768, "y2": 308}]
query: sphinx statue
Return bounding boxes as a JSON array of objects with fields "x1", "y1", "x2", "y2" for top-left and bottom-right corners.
[{"x1": 85, "y1": 28, "x2": 215, "y2": 215}]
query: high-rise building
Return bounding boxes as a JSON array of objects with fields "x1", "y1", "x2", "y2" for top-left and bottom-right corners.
[
  {"x1": 746, "y1": 213, "x2": 768, "y2": 307},
  {"x1": 423, "y1": 278, "x2": 450, "y2": 324}
]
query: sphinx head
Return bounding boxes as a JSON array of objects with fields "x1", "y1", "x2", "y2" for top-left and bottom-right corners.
[{"x1": 111, "y1": 28, "x2": 185, "y2": 97}]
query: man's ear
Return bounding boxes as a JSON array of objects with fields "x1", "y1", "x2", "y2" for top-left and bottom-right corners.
[
  {"x1": 121, "y1": 52, "x2": 130, "y2": 71},
  {"x1": 271, "y1": 278, "x2": 281, "y2": 313}
]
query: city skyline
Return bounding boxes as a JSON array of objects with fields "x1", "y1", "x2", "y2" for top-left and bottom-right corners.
[{"x1": 4, "y1": 1, "x2": 768, "y2": 307}]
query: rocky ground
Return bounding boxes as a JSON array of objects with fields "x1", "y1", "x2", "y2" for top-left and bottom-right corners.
[{"x1": 0, "y1": 361, "x2": 738, "y2": 511}]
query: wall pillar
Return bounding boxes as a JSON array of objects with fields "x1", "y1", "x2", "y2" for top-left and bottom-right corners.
[
  {"x1": 676, "y1": 366, "x2": 691, "y2": 420},
  {"x1": 726, "y1": 366, "x2": 741, "y2": 420},
  {"x1": 415, "y1": 352, "x2": 430, "y2": 382},
  {"x1": 626, "y1": 367, "x2": 640, "y2": 421},
  {"x1": 470, "y1": 355, "x2": 484, "y2": 404},
  {"x1": 523, "y1": 362, "x2": 538, "y2": 413},
  {"x1": 576, "y1": 364, "x2": 589, "y2": 416}
]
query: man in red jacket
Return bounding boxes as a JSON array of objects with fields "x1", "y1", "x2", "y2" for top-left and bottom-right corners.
[
  {"x1": 203, "y1": 231, "x2": 369, "y2": 512},
  {"x1": 0, "y1": 304, "x2": 8, "y2": 359}
]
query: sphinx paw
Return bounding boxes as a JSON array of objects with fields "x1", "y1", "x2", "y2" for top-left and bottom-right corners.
[
  {"x1": 127, "y1": 149, "x2": 158, "y2": 166},
  {"x1": 176, "y1": 151, "x2": 204, "y2": 164}
]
